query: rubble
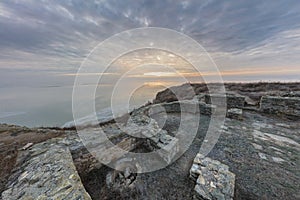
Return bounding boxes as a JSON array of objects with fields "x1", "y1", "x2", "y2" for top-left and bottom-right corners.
[{"x1": 190, "y1": 153, "x2": 235, "y2": 200}]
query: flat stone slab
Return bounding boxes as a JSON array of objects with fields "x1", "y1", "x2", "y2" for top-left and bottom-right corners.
[
  {"x1": 1, "y1": 138, "x2": 91, "y2": 200},
  {"x1": 227, "y1": 108, "x2": 243, "y2": 120},
  {"x1": 190, "y1": 153, "x2": 235, "y2": 200}
]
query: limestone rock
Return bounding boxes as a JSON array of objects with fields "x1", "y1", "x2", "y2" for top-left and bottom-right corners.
[
  {"x1": 153, "y1": 83, "x2": 196, "y2": 103},
  {"x1": 21, "y1": 142, "x2": 33, "y2": 150},
  {"x1": 1, "y1": 138, "x2": 91, "y2": 200},
  {"x1": 150, "y1": 101, "x2": 215, "y2": 116},
  {"x1": 190, "y1": 153, "x2": 235, "y2": 200},
  {"x1": 260, "y1": 96, "x2": 300, "y2": 118},
  {"x1": 245, "y1": 96, "x2": 258, "y2": 106},
  {"x1": 130, "y1": 107, "x2": 179, "y2": 164},
  {"x1": 226, "y1": 108, "x2": 243, "y2": 120},
  {"x1": 205, "y1": 93, "x2": 245, "y2": 109}
]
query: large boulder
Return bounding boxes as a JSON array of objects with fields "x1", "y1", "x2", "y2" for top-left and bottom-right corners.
[{"x1": 153, "y1": 83, "x2": 197, "y2": 103}]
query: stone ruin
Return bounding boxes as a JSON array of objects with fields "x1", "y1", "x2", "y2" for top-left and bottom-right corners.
[
  {"x1": 260, "y1": 95, "x2": 300, "y2": 118},
  {"x1": 190, "y1": 153, "x2": 235, "y2": 200},
  {"x1": 204, "y1": 93, "x2": 245, "y2": 109},
  {"x1": 2, "y1": 91, "x2": 299, "y2": 200},
  {"x1": 203, "y1": 92, "x2": 300, "y2": 120},
  {"x1": 1, "y1": 138, "x2": 92, "y2": 199},
  {"x1": 204, "y1": 93, "x2": 245, "y2": 121}
]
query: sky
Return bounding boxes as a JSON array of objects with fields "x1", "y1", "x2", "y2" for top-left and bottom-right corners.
[
  {"x1": 0, "y1": 0, "x2": 300, "y2": 127},
  {"x1": 0, "y1": 0, "x2": 300, "y2": 82}
]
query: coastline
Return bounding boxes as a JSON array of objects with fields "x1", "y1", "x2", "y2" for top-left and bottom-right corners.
[{"x1": 1, "y1": 81, "x2": 299, "y2": 199}]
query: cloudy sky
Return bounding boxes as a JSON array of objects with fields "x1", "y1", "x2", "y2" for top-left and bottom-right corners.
[
  {"x1": 1, "y1": 0, "x2": 300, "y2": 82},
  {"x1": 1, "y1": 0, "x2": 300, "y2": 126}
]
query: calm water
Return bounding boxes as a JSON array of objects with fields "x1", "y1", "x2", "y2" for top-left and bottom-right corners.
[
  {"x1": 0, "y1": 84, "x2": 167, "y2": 128},
  {"x1": 1, "y1": 69, "x2": 296, "y2": 128},
  {"x1": 0, "y1": 68, "x2": 181, "y2": 127}
]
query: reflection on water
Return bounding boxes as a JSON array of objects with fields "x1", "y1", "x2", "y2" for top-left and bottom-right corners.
[
  {"x1": 0, "y1": 83, "x2": 170, "y2": 128},
  {"x1": 0, "y1": 86, "x2": 73, "y2": 127},
  {"x1": 2, "y1": 75, "x2": 296, "y2": 128}
]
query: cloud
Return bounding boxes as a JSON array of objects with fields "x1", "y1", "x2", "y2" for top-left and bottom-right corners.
[
  {"x1": 59, "y1": 72, "x2": 118, "y2": 76},
  {"x1": 0, "y1": 0, "x2": 299, "y2": 80}
]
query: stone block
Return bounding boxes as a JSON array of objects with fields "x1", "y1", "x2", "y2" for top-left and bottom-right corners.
[
  {"x1": 190, "y1": 153, "x2": 235, "y2": 200},
  {"x1": 226, "y1": 108, "x2": 243, "y2": 120}
]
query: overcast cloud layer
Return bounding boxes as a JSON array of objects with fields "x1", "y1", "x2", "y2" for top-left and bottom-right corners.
[{"x1": 0, "y1": 0, "x2": 300, "y2": 80}]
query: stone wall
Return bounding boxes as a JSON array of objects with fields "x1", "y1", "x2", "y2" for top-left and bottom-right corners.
[
  {"x1": 1, "y1": 130, "x2": 141, "y2": 199},
  {"x1": 205, "y1": 93, "x2": 245, "y2": 109},
  {"x1": 128, "y1": 107, "x2": 179, "y2": 165},
  {"x1": 260, "y1": 96, "x2": 300, "y2": 118},
  {"x1": 2, "y1": 138, "x2": 91, "y2": 200},
  {"x1": 66, "y1": 126, "x2": 144, "y2": 176},
  {"x1": 150, "y1": 101, "x2": 216, "y2": 116}
]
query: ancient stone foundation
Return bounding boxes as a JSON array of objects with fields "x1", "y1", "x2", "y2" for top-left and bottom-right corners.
[
  {"x1": 260, "y1": 96, "x2": 300, "y2": 118},
  {"x1": 150, "y1": 100, "x2": 216, "y2": 116},
  {"x1": 205, "y1": 93, "x2": 245, "y2": 109}
]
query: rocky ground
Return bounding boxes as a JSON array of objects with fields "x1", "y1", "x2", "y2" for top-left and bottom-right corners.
[
  {"x1": 210, "y1": 111, "x2": 300, "y2": 199},
  {"x1": 154, "y1": 82, "x2": 300, "y2": 105},
  {"x1": 0, "y1": 124, "x2": 66, "y2": 195},
  {"x1": 81, "y1": 111, "x2": 299, "y2": 199},
  {"x1": 81, "y1": 113, "x2": 210, "y2": 200},
  {"x1": 0, "y1": 82, "x2": 299, "y2": 200}
]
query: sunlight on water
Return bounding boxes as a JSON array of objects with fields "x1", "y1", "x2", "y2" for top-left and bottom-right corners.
[{"x1": 0, "y1": 82, "x2": 175, "y2": 127}]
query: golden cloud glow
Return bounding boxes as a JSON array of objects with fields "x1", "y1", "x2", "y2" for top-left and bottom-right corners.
[
  {"x1": 112, "y1": 49, "x2": 192, "y2": 70},
  {"x1": 186, "y1": 68, "x2": 300, "y2": 77},
  {"x1": 143, "y1": 81, "x2": 177, "y2": 87},
  {"x1": 143, "y1": 72, "x2": 177, "y2": 77},
  {"x1": 125, "y1": 68, "x2": 300, "y2": 79}
]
